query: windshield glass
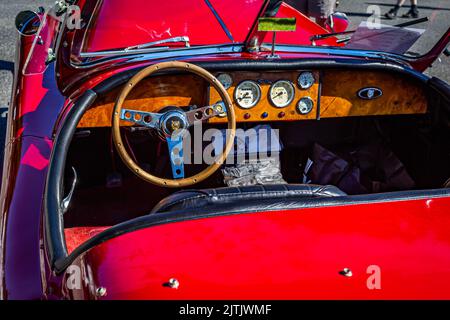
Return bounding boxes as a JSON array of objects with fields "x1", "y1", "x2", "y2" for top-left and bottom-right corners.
[{"x1": 82, "y1": 0, "x2": 263, "y2": 52}]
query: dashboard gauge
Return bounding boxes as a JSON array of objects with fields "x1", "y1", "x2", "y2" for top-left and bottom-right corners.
[
  {"x1": 297, "y1": 72, "x2": 315, "y2": 89},
  {"x1": 234, "y1": 80, "x2": 261, "y2": 109},
  {"x1": 297, "y1": 97, "x2": 314, "y2": 115},
  {"x1": 216, "y1": 73, "x2": 233, "y2": 90},
  {"x1": 269, "y1": 80, "x2": 295, "y2": 108}
]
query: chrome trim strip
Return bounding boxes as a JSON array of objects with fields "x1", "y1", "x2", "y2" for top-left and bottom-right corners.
[
  {"x1": 125, "y1": 36, "x2": 190, "y2": 51},
  {"x1": 357, "y1": 87, "x2": 383, "y2": 100},
  {"x1": 204, "y1": 0, "x2": 234, "y2": 42},
  {"x1": 265, "y1": 44, "x2": 413, "y2": 66},
  {"x1": 80, "y1": 46, "x2": 172, "y2": 58}
]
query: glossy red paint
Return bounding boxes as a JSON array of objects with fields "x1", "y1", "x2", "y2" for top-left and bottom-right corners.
[
  {"x1": 1, "y1": 137, "x2": 52, "y2": 300},
  {"x1": 410, "y1": 27, "x2": 450, "y2": 72},
  {"x1": 61, "y1": 197, "x2": 450, "y2": 300},
  {"x1": 80, "y1": 0, "x2": 338, "y2": 54},
  {"x1": 14, "y1": 66, "x2": 66, "y2": 138},
  {"x1": 83, "y1": 0, "x2": 263, "y2": 52},
  {"x1": 266, "y1": 2, "x2": 340, "y2": 47},
  {"x1": 9, "y1": 9, "x2": 66, "y2": 140},
  {"x1": 0, "y1": 10, "x2": 62, "y2": 299}
]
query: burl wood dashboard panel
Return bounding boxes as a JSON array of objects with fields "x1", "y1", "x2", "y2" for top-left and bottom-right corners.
[
  {"x1": 320, "y1": 70, "x2": 427, "y2": 118},
  {"x1": 77, "y1": 74, "x2": 207, "y2": 128},
  {"x1": 77, "y1": 70, "x2": 427, "y2": 128}
]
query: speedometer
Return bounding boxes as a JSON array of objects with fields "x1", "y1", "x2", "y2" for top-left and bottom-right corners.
[
  {"x1": 234, "y1": 80, "x2": 261, "y2": 109},
  {"x1": 269, "y1": 80, "x2": 295, "y2": 108}
]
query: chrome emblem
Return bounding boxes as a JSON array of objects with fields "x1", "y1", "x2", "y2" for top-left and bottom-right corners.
[
  {"x1": 357, "y1": 87, "x2": 383, "y2": 100},
  {"x1": 169, "y1": 119, "x2": 181, "y2": 131}
]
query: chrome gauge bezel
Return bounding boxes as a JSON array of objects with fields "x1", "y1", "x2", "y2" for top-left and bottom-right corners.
[
  {"x1": 234, "y1": 80, "x2": 262, "y2": 109},
  {"x1": 216, "y1": 73, "x2": 233, "y2": 90},
  {"x1": 269, "y1": 80, "x2": 296, "y2": 108},
  {"x1": 297, "y1": 97, "x2": 314, "y2": 115},
  {"x1": 297, "y1": 72, "x2": 315, "y2": 90}
]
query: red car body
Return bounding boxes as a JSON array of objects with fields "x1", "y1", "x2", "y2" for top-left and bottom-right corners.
[{"x1": 1, "y1": 0, "x2": 450, "y2": 300}]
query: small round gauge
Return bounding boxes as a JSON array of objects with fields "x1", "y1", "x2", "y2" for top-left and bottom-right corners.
[
  {"x1": 216, "y1": 73, "x2": 233, "y2": 90},
  {"x1": 234, "y1": 80, "x2": 261, "y2": 109},
  {"x1": 297, "y1": 97, "x2": 314, "y2": 115},
  {"x1": 298, "y1": 72, "x2": 315, "y2": 90},
  {"x1": 269, "y1": 80, "x2": 295, "y2": 108}
]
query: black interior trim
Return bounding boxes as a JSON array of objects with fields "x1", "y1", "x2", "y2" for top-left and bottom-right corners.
[
  {"x1": 45, "y1": 57, "x2": 447, "y2": 273},
  {"x1": 44, "y1": 90, "x2": 97, "y2": 266},
  {"x1": 151, "y1": 184, "x2": 347, "y2": 213},
  {"x1": 429, "y1": 76, "x2": 450, "y2": 106}
]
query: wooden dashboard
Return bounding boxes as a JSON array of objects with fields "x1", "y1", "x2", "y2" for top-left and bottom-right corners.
[{"x1": 77, "y1": 69, "x2": 428, "y2": 128}]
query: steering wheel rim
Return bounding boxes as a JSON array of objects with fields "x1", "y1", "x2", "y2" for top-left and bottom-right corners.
[{"x1": 112, "y1": 61, "x2": 236, "y2": 188}]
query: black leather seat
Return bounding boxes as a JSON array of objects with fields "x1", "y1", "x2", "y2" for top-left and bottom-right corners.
[{"x1": 151, "y1": 184, "x2": 346, "y2": 214}]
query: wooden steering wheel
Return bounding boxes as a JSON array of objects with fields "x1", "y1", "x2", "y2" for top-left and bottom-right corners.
[{"x1": 112, "y1": 61, "x2": 236, "y2": 188}]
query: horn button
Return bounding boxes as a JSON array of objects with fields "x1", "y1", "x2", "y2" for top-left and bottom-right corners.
[{"x1": 161, "y1": 112, "x2": 188, "y2": 136}]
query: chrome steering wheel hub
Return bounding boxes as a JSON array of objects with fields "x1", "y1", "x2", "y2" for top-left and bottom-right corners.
[{"x1": 160, "y1": 111, "x2": 189, "y2": 136}]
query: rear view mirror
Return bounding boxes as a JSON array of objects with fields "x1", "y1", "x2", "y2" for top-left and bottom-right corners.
[
  {"x1": 15, "y1": 10, "x2": 41, "y2": 36},
  {"x1": 258, "y1": 17, "x2": 296, "y2": 58},
  {"x1": 258, "y1": 17, "x2": 297, "y2": 32}
]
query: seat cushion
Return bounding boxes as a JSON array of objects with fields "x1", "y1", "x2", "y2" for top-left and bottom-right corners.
[{"x1": 151, "y1": 184, "x2": 346, "y2": 214}]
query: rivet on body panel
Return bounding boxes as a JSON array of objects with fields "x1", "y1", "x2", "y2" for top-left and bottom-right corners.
[
  {"x1": 339, "y1": 268, "x2": 353, "y2": 277},
  {"x1": 95, "y1": 287, "x2": 107, "y2": 297},
  {"x1": 163, "y1": 278, "x2": 180, "y2": 289}
]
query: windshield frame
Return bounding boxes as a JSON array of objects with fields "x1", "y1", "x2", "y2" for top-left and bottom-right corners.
[{"x1": 69, "y1": 41, "x2": 417, "y2": 70}]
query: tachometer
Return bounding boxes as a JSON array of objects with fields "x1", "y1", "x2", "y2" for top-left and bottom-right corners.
[
  {"x1": 234, "y1": 80, "x2": 261, "y2": 109},
  {"x1": 269, "y1": 80, "x2": 295, "y2": 108},
  {"x1": 297, "y1": 72, "x2": 315, "y2": 90}
]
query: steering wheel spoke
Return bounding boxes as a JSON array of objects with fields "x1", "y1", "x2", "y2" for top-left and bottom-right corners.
[
  {"x1": 166, "y1": 134, "x2": 185, "y2": 179},
  {"x1": 120, "y1": 109, "x2": 162, "y2": 129},
  {"x1": 185, "y1": 102, "x2": 226, "y2": 126}
]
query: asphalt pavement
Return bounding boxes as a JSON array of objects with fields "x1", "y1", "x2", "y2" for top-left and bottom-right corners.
[
  {"x1": 338, "y1": 0, "x2": 450, "y2": 83},
  {"x1": 0, "y1": 0, "x2": 449, "y2": 108}
]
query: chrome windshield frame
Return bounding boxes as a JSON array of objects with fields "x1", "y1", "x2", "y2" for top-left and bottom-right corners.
[{"x1": 70, "y1": 42, "x2": 417, "y2": 70}]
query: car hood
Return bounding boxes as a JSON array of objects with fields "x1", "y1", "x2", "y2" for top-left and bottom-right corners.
[{"x1": 81, "y1": 0, "x2": 264, "y2": 52}]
